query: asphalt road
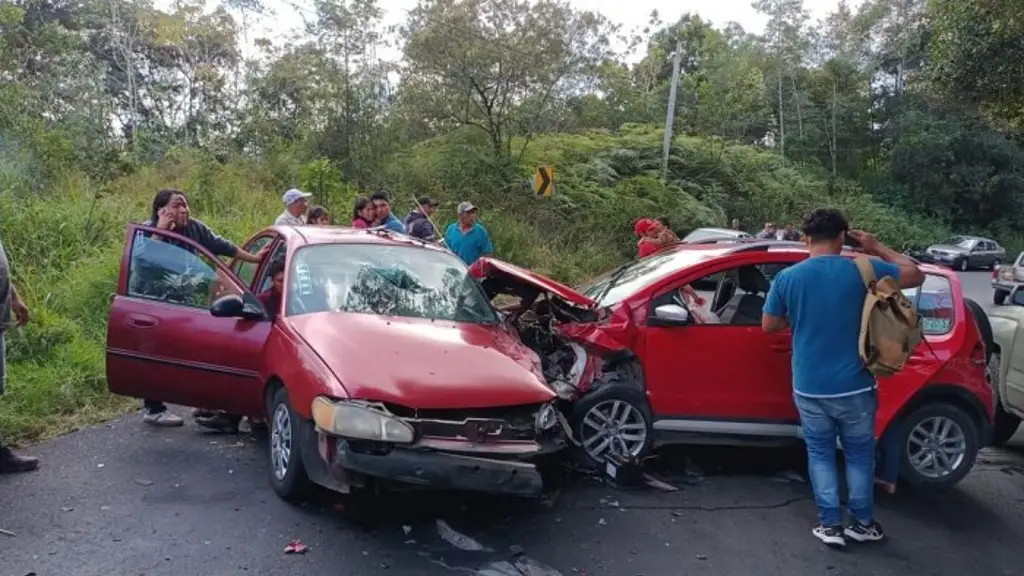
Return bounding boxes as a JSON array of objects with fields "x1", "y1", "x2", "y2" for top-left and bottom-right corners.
[{"x1": 3, "y1": 271, "x2": 1024, "y2": 576}]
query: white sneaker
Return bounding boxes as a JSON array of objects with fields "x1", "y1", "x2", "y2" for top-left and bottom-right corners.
[
  {"x1": 812, "y1": 524, "x2": 846, "y2": 547},
  {"x1": 143, "y1": 411, "x2": 184, "y2": 427}
]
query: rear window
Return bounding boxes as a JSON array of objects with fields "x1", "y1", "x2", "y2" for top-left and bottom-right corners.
[{"x1": 901, "y1": 274, "x2": 954, "y2": 336}]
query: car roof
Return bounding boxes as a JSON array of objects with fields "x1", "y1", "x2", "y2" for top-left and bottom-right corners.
[
  {"x1": 271, "y1": 225, "x2": 448, "y2": 252},
  {"x1": 693, "y1": 227, "x2": 746, "y2": 235},
  {"x1": 660, "y1": 239, "x2": 952, "y2": 276}
]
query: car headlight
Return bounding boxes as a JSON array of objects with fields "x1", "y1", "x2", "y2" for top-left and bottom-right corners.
[
  {"x1": 535, "y1": 402, "x2": 559, "y2": 432},
  {"x1": 311, "y1": 397, "x2": 415, "y2": 443}
]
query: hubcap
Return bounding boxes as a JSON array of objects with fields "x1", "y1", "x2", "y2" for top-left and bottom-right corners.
[
  {"x1": 270, "y1": 403, "x2": 292, "y2": 481},
  {"x1": 960, "y1": 260, "x2": 968, "y2": 271},
  {"x1": 906, "y1": 416, "x2": 966, "y2": 479},
  {"x1": 579, "y1": 400, "x2": 648, "y2": 460}
]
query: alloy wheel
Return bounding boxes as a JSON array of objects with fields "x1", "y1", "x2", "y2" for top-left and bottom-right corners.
[
  {"x1": 906, "y1": 416, "x2": 967, "y2": 479},
  {"x1": 959, "y1": 259, "x2": 968, "y2": 271},
  {"x1": 270, "y1": 403, "x2": 292, "y2": 481},
  {"x1": 579, "y1": 399, "x2": 648, "y2": 460}
]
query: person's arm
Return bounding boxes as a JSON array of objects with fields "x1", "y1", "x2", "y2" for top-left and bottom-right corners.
[
  {"x1": 761, "y1": 275, "x2": 788, "y2": 333},
  {"x1": 480, "y1": 227, "x2": 494, "y2": 257},
  {"x1": 10, "y1": 284, "x2": 29, "y2": 326},
  {"x1": 848, "y1": 230, "x2": 924, "y2": 289},
  {"x1": 191, "y1": 220, "x2": 245, "y2": 261}
]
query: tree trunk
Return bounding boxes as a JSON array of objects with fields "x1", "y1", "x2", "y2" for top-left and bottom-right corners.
[
  {"x1": 792, "y1": 75, "x2": 804, "y2": 140},
  {"x1": 830, "y1": 79, "x2": 838, "y2": 177},
  {"x1": 777, "y1": 72, "x2": 785, "y2": 157}
]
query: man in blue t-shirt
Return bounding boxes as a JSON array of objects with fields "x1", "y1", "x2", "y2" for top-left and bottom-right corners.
[
  {"x1": 762, "y1": 208, "x2": 923, "y2": 548},
  {"x1": 444, "y1": 201, "x2": 493, "y2": 265},
  {"x1": 371, "y1": 191, "x2": 407, "y2": 234}
]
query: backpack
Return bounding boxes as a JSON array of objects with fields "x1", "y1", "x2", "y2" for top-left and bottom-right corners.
[{"x1": 854, "y1": 256, "x2": 923, "y2": 377}]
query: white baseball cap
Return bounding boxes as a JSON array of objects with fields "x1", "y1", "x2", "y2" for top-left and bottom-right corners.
[{"x1": 282, "y1": 188, "x2": 312, "y2": 206}]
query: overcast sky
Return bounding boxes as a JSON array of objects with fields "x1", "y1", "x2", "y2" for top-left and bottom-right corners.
[{"x1": 164, "y1": 0, "x2": 862, "y2": 61}]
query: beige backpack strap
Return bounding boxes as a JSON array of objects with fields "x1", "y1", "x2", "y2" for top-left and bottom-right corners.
[{"x1": 854, "y1": 256, "x2": 876, "y2": 291}]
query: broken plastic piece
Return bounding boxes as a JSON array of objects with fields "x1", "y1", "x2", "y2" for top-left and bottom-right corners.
[
  {"x1": 284, "y1": 540, "x2": 309, "y2": 554},
  {"x1": 643, "y1": 474, "x2": 678, "y2": 492},
  {"x1": 437, "y1": 519, "x2": 484, "y2": 551}
]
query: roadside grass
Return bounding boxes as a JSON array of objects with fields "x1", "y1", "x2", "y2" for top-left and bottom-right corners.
[{"x1": 0, "y1": 125, "x2": 1007, "y2": 445}]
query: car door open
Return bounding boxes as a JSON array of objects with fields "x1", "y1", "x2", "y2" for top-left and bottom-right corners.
[{"x1": 106, "y1": 224, "x2": 272, "y2": 416}]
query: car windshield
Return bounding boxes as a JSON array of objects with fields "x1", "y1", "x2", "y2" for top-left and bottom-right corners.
[
  {"x1": 940, "y1": 237, "x2": 974, "y2": 249},
  {"x1": 286, "y1": 244, "x2": 498, "y2": 324},
  {"x1": 579, "y1": 248, "x2": 716, "y2": 307},
  {"x1": 683, "y1": 229, "x2": 736, "y2": 242}
]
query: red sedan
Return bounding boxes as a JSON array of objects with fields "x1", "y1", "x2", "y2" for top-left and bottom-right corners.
[
  {"x1": 472, "y1": 240, "x2": 995, "y2": 489},
  {"x1": 107, "y1": 225, "x2": 567, "y2": 501}
]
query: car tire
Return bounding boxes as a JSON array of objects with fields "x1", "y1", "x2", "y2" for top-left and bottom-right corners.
[
  {"x1": 989, "y1": 353, "x2": 1022, "y2": 446},
  {"x1": 964, "y1": 298, "x2": 993, "y2": 362},
  {"x1": 570, "y1": 384, "x2": 654, "y2": 466},
  {"x1": 898, "y1": 402, "x2": 980, "y2": 489},
  {"x1": 958, "y1": 258, "x2": 969, "y2": 272},
  {"x1": 268, "y1": 386, "x2": 315, "y2": 502},
  {"x1": 994, "y1": 289, "x2": 1008, "y2": 306}
]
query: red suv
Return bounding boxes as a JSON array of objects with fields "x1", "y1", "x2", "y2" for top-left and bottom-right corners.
[{"x1": 472, "y1": 240, "x2": 995, "y2": 489}]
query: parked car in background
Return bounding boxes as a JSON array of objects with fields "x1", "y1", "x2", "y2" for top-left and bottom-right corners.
[
  {"x1": 926, "y1": 235, "x2": 1006, "y2": 271},
  {"x1": 681, "y1": 227, "x2": 752, "y2": 243},
  {"x1": 986, "y1": 290, "x2": 1024, "y2": 444},
  {"x1": 472, "y1": 239, "x2": 994, "y2": 490},
  {"x1": 107, "y1": 225, "x2": 568, "y2": 505},
  {"x1": 992, "y1": 252, "x2": 1024, "y2": 305}
]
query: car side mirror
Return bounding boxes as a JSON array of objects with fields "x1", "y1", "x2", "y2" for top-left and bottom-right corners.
[
  {"x1": 649, "y1": 304, "x2": 690, "y2": 326},
  {"x1": 210, "y1": 294, "x2": 264, "y2": 320},
  {"x1": 1011, "y1": 290, "x2": 1024, "y2": 307}
]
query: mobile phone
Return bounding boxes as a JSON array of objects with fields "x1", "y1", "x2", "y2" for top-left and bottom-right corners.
[{"x1": 844, "y1": 232, "x2": 861, "y2": 248}]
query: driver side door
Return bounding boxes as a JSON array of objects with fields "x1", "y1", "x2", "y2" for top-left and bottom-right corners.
[
  {"x1": 642, "y1": 258, "x2": 800, "y2": 432},
  {"x1": 106, "y1": 224, "x2": 271, "y2": 416}
]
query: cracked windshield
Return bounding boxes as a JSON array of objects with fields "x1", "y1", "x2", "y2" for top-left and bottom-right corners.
[
  {"x1": 287, "y1": 244, "x2": 496, "y2": 323},
  {"x1": 2, "y1": 0, "x2": 1023, "y2": 573}
]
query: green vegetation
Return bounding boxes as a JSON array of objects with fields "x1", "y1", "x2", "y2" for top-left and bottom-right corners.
[{"x1": 2, "y1": 0, "x2": 1023, "y2": 442}]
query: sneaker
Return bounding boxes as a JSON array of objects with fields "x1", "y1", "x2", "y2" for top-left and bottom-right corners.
[
  {"x1": 143, "y1": 411, "x2": 184, "y2": 427},
  {"x1": 195, "y1": 412, "x2": 242, "y2": 433},
  {"x1": 0, "y1": 448, "x2": 40, "y2": 473},
  {"x1": 192, "y1": 408, "x2": 216, "y2": 419},
  {"x1": 845, "y1": 521, "x2": 885, "y2": 542},
  {"x1": 812, "y1": 524, "x2": 846, "y2": 547}
]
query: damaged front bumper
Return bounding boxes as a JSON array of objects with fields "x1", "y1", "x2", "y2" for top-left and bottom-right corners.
[
  {"x1": 311, "y1": 398, "x2": 569, "y2": 497},
  {"x1": 330, "y1": 438, "x2": 550, "y2": 496}
]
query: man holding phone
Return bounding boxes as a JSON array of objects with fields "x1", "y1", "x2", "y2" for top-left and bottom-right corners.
[{"x1": 761, "y1": 208, "x2": 923, "y2": 548}]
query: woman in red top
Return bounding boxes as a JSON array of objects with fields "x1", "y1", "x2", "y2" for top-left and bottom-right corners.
[{"x1": 351, "y1": 196, "x2": 377, "y2": 228}]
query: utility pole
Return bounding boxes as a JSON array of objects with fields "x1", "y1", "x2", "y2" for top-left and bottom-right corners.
[{"x1": 662, "y1": 40, "x2": 683, "y2": 183}]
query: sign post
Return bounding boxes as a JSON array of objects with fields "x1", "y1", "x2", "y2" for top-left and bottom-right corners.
[{"x1": 534, "y1": 166, "x2": 554, "y2": 198}]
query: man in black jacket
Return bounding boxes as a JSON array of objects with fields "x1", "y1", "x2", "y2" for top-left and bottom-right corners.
[{"x1": 404, "y1": 196, "x2": 441, "y2": 241}]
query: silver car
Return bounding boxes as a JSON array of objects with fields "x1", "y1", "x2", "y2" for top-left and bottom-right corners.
[
  {"x1": 925, "y1": 235, "x2": 1005, "y2": 272},
  {"x1": 993, "y1": 252, "x2": 1024, "y2": 305}
]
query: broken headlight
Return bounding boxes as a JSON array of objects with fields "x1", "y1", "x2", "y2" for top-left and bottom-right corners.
[
  {"x1": 311, "y1": 397, "x2": 415, "y2": 443},
  {"x1": 534, "y1": 402, "x2": 559, "y2": 432}
]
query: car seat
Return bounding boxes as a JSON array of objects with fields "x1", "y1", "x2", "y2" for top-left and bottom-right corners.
[{"x1": 716, "y1": 266, "x2": 772, "y2": 325}]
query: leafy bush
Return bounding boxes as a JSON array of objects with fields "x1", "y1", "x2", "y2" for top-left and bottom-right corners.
[{"x1": 0, "y1": 124, "x2": 984, "y2": 443}]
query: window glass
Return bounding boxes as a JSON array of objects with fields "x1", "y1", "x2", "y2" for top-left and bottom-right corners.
[
  {"x1": 580, "y1": 249, "x2": 719, "y2": 307},
  {"x1": 128, "y1": 230, "x2": 241, "y2": 308},
  {"x1": 901, "y1": 274, "x2": 954, "y2": 336},
  {"x1": 235, "y1": 236, "x2": 274, "y2": 287},
  {"x1": 940, "y1": 236, "x2": 974, "y2": 250},
  {"x1": 258, "y1": 242, "x2": 288, "y2": 294},
  {"x1": 286, "y1": 244, "x2": 497, "y2": 324}
]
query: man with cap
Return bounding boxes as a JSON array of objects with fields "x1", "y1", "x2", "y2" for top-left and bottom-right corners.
[
  {"x1": 276, "y1": 188, "x2": 312, "y2": 226},
  {"x1": 445, "y1": 201, "x2": 493, "y2": 266},
  {"x1": 404, "y1": 196, "x2": 441, "y2": 241}
]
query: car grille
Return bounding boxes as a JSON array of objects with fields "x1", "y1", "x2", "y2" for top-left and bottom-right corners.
[{"x1": 381, "y1": 403, "x2": 547, "y2": 442}]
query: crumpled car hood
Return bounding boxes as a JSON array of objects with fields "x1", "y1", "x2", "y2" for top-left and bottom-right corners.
[{"x1": 289, "y1": 312, "x2": 555, "y2": 409}]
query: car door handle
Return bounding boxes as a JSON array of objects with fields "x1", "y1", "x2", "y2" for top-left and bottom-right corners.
[{"x1": 126, "y1": 314, "x2": 158, "y2": 329}]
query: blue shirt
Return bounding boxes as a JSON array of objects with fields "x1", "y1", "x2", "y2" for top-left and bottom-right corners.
[
  {"x1": 764, "y1": 255, "x2": 901, "y2": 398},
  {"x1": 445, "y1": 222, "x2": 493, "y2": 265},
  {"x1": 382, "y1": 213, "x2": 407, "y2": 234}
]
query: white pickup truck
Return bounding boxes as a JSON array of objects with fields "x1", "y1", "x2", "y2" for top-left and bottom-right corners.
[
  {"x1": 992, "y1": 252, "x2": 1024, "y2": 305},
  {"x1": 988, "y1": 292, "x2": 1024, "y2": 444}
]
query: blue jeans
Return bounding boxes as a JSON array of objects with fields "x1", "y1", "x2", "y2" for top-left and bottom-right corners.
[
  {"x1": 794, "y1": 390, "x2": 877, "y2": 527},
  {"x1": 876, "y1": 421, "x2": 902, "y2": 485}
]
